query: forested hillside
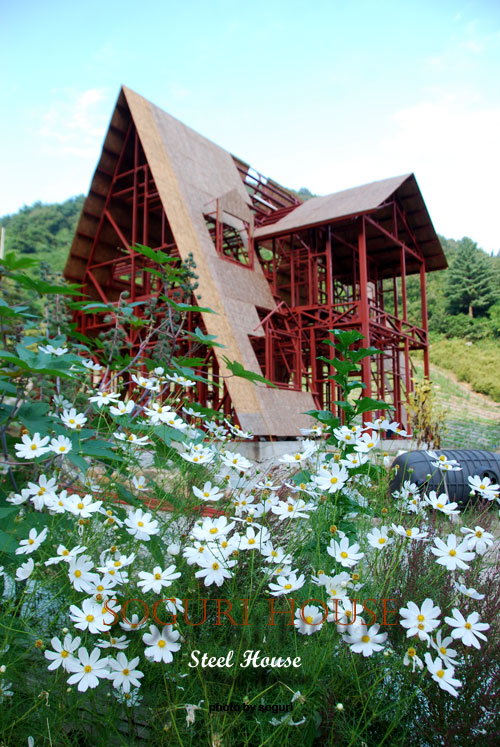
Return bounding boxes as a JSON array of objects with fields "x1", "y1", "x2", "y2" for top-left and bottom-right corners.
[{"x1": 1, "y1": 195, "x2": 500, "y2": 398}]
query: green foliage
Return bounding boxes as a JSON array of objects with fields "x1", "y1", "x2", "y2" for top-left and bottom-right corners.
[
  {"x1": 445, "y1": 237, "x2": 498, "y2": 318},
  {"x1": 429, "y1": 338, "x2": 500, "y2": 401}
]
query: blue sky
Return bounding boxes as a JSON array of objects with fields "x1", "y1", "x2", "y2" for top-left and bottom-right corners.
[{"x1": 2, "y1": 0, "x2": 500, "y2": 252}]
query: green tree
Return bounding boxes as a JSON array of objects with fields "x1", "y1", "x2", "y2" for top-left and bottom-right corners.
[{"x1": 445, "y1": 237, "x2": 497, "y2": 318}]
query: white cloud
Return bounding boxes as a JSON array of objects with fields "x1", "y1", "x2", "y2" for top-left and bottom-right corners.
[
  {"x1": 40, "y1": 88, "x2": 108, "y2": 158},
  {"x1": 384, "y1": 95, "x2": 500, "y2": 252}
]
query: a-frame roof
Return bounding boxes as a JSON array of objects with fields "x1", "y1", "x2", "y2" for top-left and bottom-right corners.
[
  {"x1": 65, "y1": 86, "x2": 316, "y2": 437},
  {"x1": 255, "y1": 174, "x2": 446, "y2": 273}
]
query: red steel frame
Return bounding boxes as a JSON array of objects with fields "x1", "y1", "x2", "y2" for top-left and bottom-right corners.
[{"x1": 73, "y1": 118, "x2": 430, "y2": 430}]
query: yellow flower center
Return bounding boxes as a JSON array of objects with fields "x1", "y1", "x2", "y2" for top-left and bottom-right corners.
[
  {"x1": 367, "y1": 442, "x2": 374, "y2": 448},
  {"x1": 155, "y1": 573, "x2": 162, "y2": 580},
  {"x1": 417, "y1": 623, "x2": 425, "y2": 630},
  {"x1": 305, "y1": 615, "x2": 313, "y2": 624},
  {"x1": 212, "y1": 562, "x2": 220, "y2": 570},
  {"x1": 361, "y1": 635, "x2": 370, "y2": 643},
  {"x1": 28, "y1": 538, "x2": 35, "y2": 545},
  {"x1": 330, "y1": 477, "x2": 338, "y2": 484},
  {"x1": 74, "y1": 570, "x2": 82, "y2": 578},
  {"x1": 378, "y1": 538, "x2": 386, "y2": 544},
  {"x1": 340, "y1": 551, "x2": 348, "y2": 559},
  {"x1": 331, "y1": 590, "x2": 337, "y2": 596},
  {"x1": 86, "y1": 615, "x2": 94, "y2": 622},
  {"x1": 209, "y1": 528, "x2": 218, "y2": 534},
  {"x1": 69, "y1": 419, "x2": 75, "y2": 424},
  {"x1": 59, "y1": 446, "x2": 66, "y2": 452},
  {"x1": 77, "y1": 503, "x2": 84, "y2": 509},
  {"x1": 437, "y1": 503, "x2": 444, "y2": 509},
  {"x1": 449, "y1": 549, "x2": 456, "y2": 557},
  {"x1": 284, "y1": 584, "x2": 292, "y2": 590},
  {"x1": 287, "y1": 505, "x2": 294, "y2": 512},
  {"x1": 114, "y1": 561, "x2": 121, "y2": 567},
  {"x1": 436, "y1": 669, "x2": 445, "y2": 678},
  {"x1": 158, "y1": 640, "x2": 166, "y2": 648},
  {"x1": 61, "y1": 650, "x2": 68, "y2": 658},
  {"x1": 475, "y1": 531, "x2": 482, "y2": 537},
  {"x1": 137, "y1": 521, "x2": 144, "y2": 527},
  {"x1": 406, "y1": 529, "x2": 413, "y2": 537},
  {"x1": 204, "y1": 492, "x2": 210, "y2": 497},
  {"x1": 248, "y1": 538, "x2": 255, "y2": 545},
  {"x1": 407, "y1": 648, "x2": 416, "y2": 657},
  {"x1": 31, "y1": 444, "x2": 38, "y2": 451},
  {"x1": 440, "y1": 646, "x2": 447, "y2": 655},
  {"x1": 465, "y1": 622, "x2": 472, "y2": 630},
  {"x1": 84, "y1": 665, "x2": 92, "y2": 673},
  {"x1": 417, "y1": 615, "x2": 425, "y2": 622},
  {"x1": 122, "y1": 668, "x2": 130, "y2": 676},
  {"x1": 271, "y1": 551, "x2": 278, "y2": 557}
]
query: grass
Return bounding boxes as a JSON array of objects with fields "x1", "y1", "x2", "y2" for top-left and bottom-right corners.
[{"x1": 412, "y1": 359, "x2": 500, "y2": 451}]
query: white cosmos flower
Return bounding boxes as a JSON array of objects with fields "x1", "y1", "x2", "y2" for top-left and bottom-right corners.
[
  {"x1": 238, "y1": 525, "x2": 270, "y2": 550},
  {"x1": 260, "y1": 543, "x2": 294, "y2": 565},
  {"x1": 109, "y1": 400, "x2": 135, "y2": 416},
  {"x1": 15, "y1": 558, "x2": 34, "y2": 581},
  {"x1": 114, "y1": 432, "x2": 150, "y2": 446},
  {"x1": 391, "y1": 524, "x2": 428, "y2": 541},
  {"x1": 424, "y1": 653, "x2": 462, "y2": 697},
  {"x1": 194, "y1": 553, "x2": 237, "y2": 587},
  {"x1": 119, "y1": 614, "x2": 148, "y2": 632},
  {"x1": 329, "y1": 598, "x2": 365, "y2": 633},
  {"x1": 424, "y1": 491, "x2": 460, "y2": 515},
  {"x1": 444, "y1": 609, "x2": 490, "y2": 649},
  {"x1": 6, "y1": 488, "x2": 31, "y2": 506},
  {"x1": 64, "y1": 493, "x2": 102, "y2": 518},
  {"x1": 137, "y1": 565, "x2": 181, "y2": 594},
  {"x1": 114, "y1": 688, "x2": 142, "y2": 707},
  {"x1": 315, "y1": 571, "x2": 351, "y2": 601},
  {"x1": 132, "y1": 475, "x2": 148, "y2": 491},
  {"x1": 430, "y1": 631, "x2": 459, "y2": 669},
  {"x1": 180, "y1": 449, "x2": 215, "y2": 465},
  {"x1": 430, "y1": 535, "x2": 475, "y2": 571},
  {"x1": 403, "y1": 646, "x2": 424, "y2": 672},
  {"x1": 399, "y1": 599, "x2": 441, "y2": 642},
  {"x1": 44, "y1": 635, "x2": 81, "y2": 672},
  {"x1": 45, "y1": 544, "x2": 87, "y2": 566},
  {"x1": 65, "y1": 647, "x2": 110, "y2": 692},
  {"x1": 39, "y1": 343, "x2": 68, "y2": 356},
  {"x1": 294, "y1": 605, "x2": 326, "y2": 635},
  {"x1": 69, "y1": 599, "x2": 109, "y2": 634},
  {"x1": 460, "y1": 526, "x2": 494, "y2": 555},
  {"x1": 191, "y1": 516, "x2": 235, "y2": 542},
  {"x1": 271, "y1": 498, "x2": 316, "y2": 521},
  {"x1": 60, "y1": 408, "x2": 87, "y2": 429},
  {"x1": 142, "y1": 625, "x2": 181, "y2": 663},
  {"x1": 97, "y1": 635, "x2": 129, "y2": 650},
  {"x1": 344, "y1": 623, "x2": 387, "y2": 656},
  {"x1": 107, "y1": 653, "x2": 144, "y2": 693},
  {"x1": 467, "y1": 474, "x2": 499, "y2": 500},
  {"x1": 268, "y1": 571, "x2": 305, "y2": 596},
  {"x1": 192, "y1": 482, "x2": 224, "y2": 502},
  {"x1": 353, "y1": 432, "x2": 380, "y2": 453},
  {"x1": 15, "y1": 527, "x2": 48, "y2": 555},
  {"x1": 14, "y1": 433, "x2": 51, "y2": 460},
  {"x1": 67, "y1": 556, "x2": 96, "y2": 593},
  {"x1": 327, "y1": 536, "x2": 364, "y2": 568},
  {"x1": 124, "y1": 508, "x2": 159, "y2": 540},
  {"x1": 89, "y1": 390, "x2": 121, "y2": 407},
  {"x1": 366, "y1": 526, "x2": 393, "y2": 549},
  {"x1": 49, "y1": 435, "x2": 72, "y2": 455},
  {"x1": 166, "y1": 373, "x2": 195, "y2": 387},
  {"x1": 453, "y1": 581, "x2": 485, "y2": 600},
  {"x1": 81, "y1": 358, "x2": 103, "y2": 372}
]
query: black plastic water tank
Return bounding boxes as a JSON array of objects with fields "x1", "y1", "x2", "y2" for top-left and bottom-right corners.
[{"x1": 389, "y1": 449, "x2": 500, "y2": 505}]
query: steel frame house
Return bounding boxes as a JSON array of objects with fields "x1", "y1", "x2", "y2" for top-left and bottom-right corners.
[{"x1": 64, "y1": 86, "x2": 447, "y2": 437}]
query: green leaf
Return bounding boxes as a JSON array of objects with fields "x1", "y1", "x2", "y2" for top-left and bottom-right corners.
[
  {"x1": 10, "y1": 274, "x2": 81, "y2": 296},
  {"x1": 0, "y1": 378, "x2": 17, "y2": 394},
  {"x1": 80, "y1": 439, "x2": 119, "y2": 460},
  {"x1": 186, "y1": 327, "x2": 225, "y2": 348},
  {"x1": 159, "y1": 295, "x2": 215, "y2": 314},
  {"x1": 132, "y1": 243, "x2": 179, "y2": 265},
  {"x1": 349, "y1": 347, "x2": 382, "y2": 363},
  {"x1": 67, "y1": 453, "x2": 88, "y2": 474},
  {"x1": 0, "y1": 251, "x2": 39, "y2": 270},
  {"x1": 327, "y1": 329, "x2": 365, "y2": 347},
  {"x1": 17, "y1": 402, "x2": 53, "y2": 432},
  {"x1": 355, "y1": 396, "x2": 393, "y2": 415},
  {"x1": 221, "y1": 357, "x2": 277, "y2": 387}
]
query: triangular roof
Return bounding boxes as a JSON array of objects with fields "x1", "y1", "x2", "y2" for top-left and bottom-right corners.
[
  {"x1": 65, "y1": 86, "x2": 316, "y2": 436},
  {"x1": 255, "y1": 174, "x2": 446, "y2": 273}
]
